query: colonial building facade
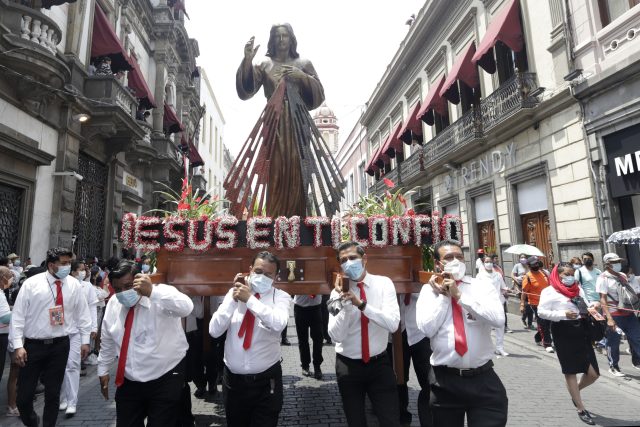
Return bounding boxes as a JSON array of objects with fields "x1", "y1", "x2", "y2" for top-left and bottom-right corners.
[
  {"x1": 356, "y1": 0, "x2": 602, "y2": 273},
  {"x1": 0, "y1": 0, "x2": 205, "y2": 263}
]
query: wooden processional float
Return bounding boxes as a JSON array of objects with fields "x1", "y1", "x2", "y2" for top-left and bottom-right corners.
[{"x1": 121, "y1": 213, "x2": 464, "y2": 384}]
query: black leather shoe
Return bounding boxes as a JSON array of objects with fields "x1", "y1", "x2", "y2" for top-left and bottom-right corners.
[
  {"x1": 281, "y1": 338, "x2": 291, "y2": 346},
  {"x1": 194, "y1": 387, "x2": 207, "y2": 399},
  {"x1": 302, "y1": 367, "x2": 312, "y2": 377},
  {"x1": 314, "y1": 367, "x2": 323, "y2": 380},
  {"x1": 577, "y1": 410, "x2": 595, "y2": 425}
]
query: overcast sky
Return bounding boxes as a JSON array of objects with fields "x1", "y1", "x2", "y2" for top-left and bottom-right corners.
[{"x1": 185, "y1": 0, "x2": 425, "y2": 157}]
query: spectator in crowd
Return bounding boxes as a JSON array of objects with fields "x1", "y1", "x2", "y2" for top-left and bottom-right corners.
[
  {"x1": 10, "y1": 247, "x2": 91, "y2": 427},
  {"x1": 491, "y1": 254, "x2": 512, "y2": 334},
  {"x1": 512, "y1": 254, "x2": 532, "y2": 328},
  {"x1": 417, "y1": 239, "x2": 507, "y2": 426},
  {"x1": 475, "y1": 249, "x2": 485, "y2": 274},
  {"x1": 293, "y1": 293, "x2": 324, "y2": 380},
  {"x1": 538, "y1": 264, "x2": 599, "y2": 425},
  {"x1": 478, "y1": 256, "x2": 510, "y2": 357},
  {"x1": 596, "y1": 253, "x2": 640, "y2": 377},
  {"x1": 209, "y1": 251, "x2": 290, "y2": 426},
  {"x1": 570, "y1": 257, "x2": 583, "y2": 270},
  {"x1": 98, "y1": 260, "x2": 193, "y2": 426},
  {"x1": 58, "y1": 261, "x2": 98, "y2": 417},
  {"x1": 329, "y1": 241, "x2": 401, "y2": 427},
  {"x1": 491, "y1": 254, "x2": 505, "y2": 278},
  {"x1": 521, "y1": 256, "x2": 554, "y2": 352},
  {"x1": 95, "y1": 56, "x2": 113, "y2": 76},
  {"x1": 575, "y1": 252, "x2": 602, "y2": 305},
  {"x1": 0, "y1": 266, "x2": 14, "y2": 384}
]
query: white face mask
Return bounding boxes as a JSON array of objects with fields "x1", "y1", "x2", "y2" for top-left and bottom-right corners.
[
  {"x1": 484, "y1": 262, "x2": 494, "y2": 271},
  {"x1": 443, "y1": 259, "x2": 466, "y2": 281},
  {"x1": 561, "y1": 276, "x2": 576, "y2": 286},
  {"x1": 611, "y1": 263, "x2": 622, "y2": 273},
  {"x1": 78, "y1": 271, "x2": 86, "y2": 281}
]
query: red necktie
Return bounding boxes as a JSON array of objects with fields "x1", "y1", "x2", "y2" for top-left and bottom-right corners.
[
  {"x1": 238, "y1": 293, "x2": 260, "y2": 350},
  {"x1": 310, "y1": 295, "x2": 316, "y2": 298},
  {"x1": 451, "y1": 286, "x2": 468, "y2": 356},
  {"x1": 55, "y1": 280, "x2": 63, "y2": 306},
  {"x1": 404, "y1": 293, "x2": 411, "y2": 306},
  {"x1": 115, "y1": 307, "x2": 135, "y2": 387},
  {"x1": 357, "y1": 282, "x2": 370, "y2": 363}
]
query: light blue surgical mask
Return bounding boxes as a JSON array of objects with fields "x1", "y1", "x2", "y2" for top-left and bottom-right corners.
[
  {"x1": 55, "y1": 265, "x2": 71, "y2": 280},
  {"x1": 141, "y1": 264, "x2": 151, "y2": 274},
  {"x1": 341, "y1": 259, "x2": 364, "y2": 281},
  {"x1": 561, "y1": 276, "x2": 576, "y2": 286},
  {"x1": 13, "y1": 260, "x2": 21, "y2": 267},
  {"x1": 116, "y1": 289, "x2": 141, "y2": 308},
  {"x1": 250, "y1": 273, "x2": 273, "y2": 294}
]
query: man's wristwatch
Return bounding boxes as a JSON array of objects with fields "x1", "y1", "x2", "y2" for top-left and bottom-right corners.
[{"x1": 358, "y1": 301, "x2": 367, "y2": 311}]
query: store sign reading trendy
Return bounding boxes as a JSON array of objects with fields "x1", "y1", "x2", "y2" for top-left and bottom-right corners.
[{"x1": 444, "y1": 143, "x2": 516, "y2": 191}]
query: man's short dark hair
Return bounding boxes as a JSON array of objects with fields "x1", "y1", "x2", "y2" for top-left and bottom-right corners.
[
  {"x1": 71, "y1": 260, "x2": 85, "y2": 272},
  {"x1": 252, "y1": 251, "x2": 280, "y2": 273},
  {"x1": 433, "y1": 239, "x2": 462, "y2": 261},
  {"x1": 46, "y1": 247, "x2": 73, "y2": 265},
  {"x1": 336, "y1": 241, "x2": 366, "y2": 261},
  {"x1": 106, "y1": 257, "x2": 120, "y2": 272},
  {"x1": 582, "y1": 252, "x2": 594, "y2": 260},
  {"x1": 108, "y1": 260, "x2": 140, "y2": 283},
  {"x1": 0, "y1": 257, "x2": 9, "y2": 267}
]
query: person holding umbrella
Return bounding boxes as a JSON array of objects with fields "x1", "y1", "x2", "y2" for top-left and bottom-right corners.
[{"x1": 520, "y1": 256, "x2": 554, "y2": 353}]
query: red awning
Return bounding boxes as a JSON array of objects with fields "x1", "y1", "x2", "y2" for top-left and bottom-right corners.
[
  {"x1": 127, "y1": 54, "x2": 157, "y2": 110},
  {"x1": 399, "y1": 101, "x2": 423, "y2": 145},
  {"x1": 365, "y1": 145, "x2": 383, "y2": 176},
  {"x1": 42, "y1": 0, "x2": 77, "y2": 8},
  {"x1": 180, "y1": 134, "x2": 204, "y2": 168},
  {"x1": 472, "y1": 0, "x2": 524, "y2": 73},
  {"x1": 163, "y1": 103, "x2": 185, "y2": 135},
  {"x1": 90, "y1": 6, "x2": 133, "y2": 74},
  {"x1": 380, "y1": 123, "x2": 403, "y2": 161},
  {"x1": 439, "y1": 42, "x2": 480, "y2": 104},
  {"x1": 415, "y1": 76, "x2": 448, "y2": 126}
]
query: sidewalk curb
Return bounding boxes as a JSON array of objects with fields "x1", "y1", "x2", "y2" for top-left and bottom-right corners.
[{"x1": 502, "y1": 312, "x2": 640, "y2": 397}]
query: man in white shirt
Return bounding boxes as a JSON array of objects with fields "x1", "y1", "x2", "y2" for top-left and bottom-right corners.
[
  {"x1": 474, "y1": 248, "x2": 485, "y2": 275},
  {"x1": 328, "y1": 241, "x2": 401, "y2": 427},
  {"x1": 10, "y1": 247, "x2": 92, "y2": 427},
  {"x1": 209, "y1": 251, "x2": 290, "y2": 427},
  {"x1": 417, "y1": 240, "x2": 507, "y2": 427},
  {"x1": 293, "y1": 294, "x2": 324, "y2": 379},
  {"x1": 97, "y1": 260, "x2": 194, "y2": 426}
]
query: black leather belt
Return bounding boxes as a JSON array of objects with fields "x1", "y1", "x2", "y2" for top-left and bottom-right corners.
[
  {"x1": 435, "y1": 360, "x2": 494, "y2": 377},
  {"x1": 25, "y1": 336, "x2": 69, "y2": 345},
  {"x1": 337, "y1": 352, "x2": 387, "y2": 364},
  {"x1": 225, "y1": 362, "x2": 281, "y2": 385}
]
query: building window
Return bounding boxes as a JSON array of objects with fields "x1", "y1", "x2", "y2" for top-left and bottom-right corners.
[
  {"x1": 599, "y1": 0, "x2": 640, "y2": 26},
  {"x1": 494, "y1": 41, "x2": 529, "y2": 85},
  {"x1": 434, "y1": 111, "x2": 450, "y2": 135},
  {"x1": 358, "y1": 162, "x2": 366, "y2": 195},
  {"x1": 517, "y1": 176, "x2": 552, "y2": 266},
  {"x1": 214, "y1": 126, "x2": 218, "y2": 162},
  {"x1": 474, "y1": 193, "x2": 496, "y2": 255},
  {"x1": 209, "y1": 118, "x2": 213, "y2": 154}
]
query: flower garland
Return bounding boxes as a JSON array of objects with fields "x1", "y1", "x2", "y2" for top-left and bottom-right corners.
[
  {"x1": 348, "y1": 215, "x2": 369, "y2": 247},
  {"x1": 441, "y1": 214, "x2": 464, "y2": 245},
  {"x1": 216, "y1": 215, "x2": 238, "y2": 250},
  {"x1": 274, "y1": 216, "x2": 301, "y2": 250},
  {"x1": 413, "y1": 215, "x2": 432, "y2": 247},
  {"x1": 134, "y1": 216, "x2": 162, "y2": 252},
  {"x1": 304, "y1": 216, "x2": 330, "y2": 248},
  {"x1": 368, "y1": 215, "x2": 389, "y2": 248},
  {"x1": 121, "y1": 212, "x2": 137, "y2": 248},
  {"x1": 247, "y1": 216, "x2": 272, "y2": 250},
  {"x1": 163, "y1": 218, "x2": 186, "y2": 252},
  {"x1": 390, "y1": 215, "x2": 413, "y2": 246},
  {"x1": 187, "y1": 218, "x2": 215, "y2": 252},
  {"x1": 331, "y1": 215, "x2": 342, "y2": 249},
  {"x1": 431, "y1": 211, "x2": 441, "y2": 245}
]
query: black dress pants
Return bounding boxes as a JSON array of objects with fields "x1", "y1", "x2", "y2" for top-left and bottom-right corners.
[
  {"x1": 223, "y1": 362, "x2": 283, "y2": 427},
  {"x1": 115, "y1": 358, "x2": 185, "y2": 427},
  {"x1": 429, "y1": 364, "x2": 507, "y2": 427},
  {"x1": 335, "y1": 353, "x2": 400, "y2": 427},
  {"x1": 205, "y1": 331, "x2": 226, "y2": 390},
  {"x1": 0, "y1": 333, "x2": 8, "y2": 384},
  {"x1": 185, "y1": 319, "x2": 206, "y2": 390},
  {"x1": 17, "y1": 336, "x2": 70, "y2": 427},
  {"x1": 386, "y1": 331, "x2": 411, "y2": 423},
  {"x1": 294, "y1": 304, "x2": 324, "y2": 370},
  {"x1": 410, "y1": 337, "x2": 433, "y2": 427},
  {"x1": 321, "y1": 294, "x2": 330, "y2": 340}
]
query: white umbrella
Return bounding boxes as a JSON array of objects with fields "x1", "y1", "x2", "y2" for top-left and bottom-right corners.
[
  {"x1": 503, "y1": 244, "x2": 544, "y2": 257},
  {"x1": 607, "y1": 227, "x2": 640, "y2": 245}
]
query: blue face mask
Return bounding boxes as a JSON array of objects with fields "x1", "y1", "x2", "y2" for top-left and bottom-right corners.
[
  {"x1": 141, "y1": 264, "x2": 151, "y2": 274},
  {"x1": 116, "y1": 289, "x2": 141, "y2": 308},
  {"x1": 55, "y1": 265, "x2": 71, "y2": 280},
  {"x1": 13, "y1": 260, "x2": 21, "y2": 267},
  {"x1": 250, "y1": 273, "x2": 273, "y2": 294},
  {"x1": 341, "y1": 259, "x2": 364, "y2": 281}
]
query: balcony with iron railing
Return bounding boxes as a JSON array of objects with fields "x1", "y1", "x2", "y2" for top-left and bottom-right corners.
[{"x1": 368, "y1": 71, "x2": 540, "y2": 195}]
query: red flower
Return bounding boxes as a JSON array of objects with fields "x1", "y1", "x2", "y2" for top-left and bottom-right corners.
[
  {"x1": 406, "y1": 208, "x2": 415, "y2": 216},
  {"x1": 177, "y1": 202, "x2": 190, "y2": 211},
  {"x1": 195, "y1": 197, "x2": 202, "y2": 203},
  {"x1": 398, "y1": 193, "x2": 407, "y2": 207},
  {"x1": 383, "y1": 178, "x2": 395, "y2": 188}
]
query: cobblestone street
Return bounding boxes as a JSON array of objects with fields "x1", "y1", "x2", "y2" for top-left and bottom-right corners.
[{"x1": 1, "y1": 313, "x2": 639, "y2": 427}]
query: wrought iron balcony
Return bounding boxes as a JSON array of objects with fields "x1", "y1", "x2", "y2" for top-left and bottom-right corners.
[
  {"x1": 1, "y1": 0, "x2": 62, "y2": 55},
  {"x1": 368, "y1": 167, "x2": 399, "y2": 195},
  {"x1": 480, "y1": 72, "x2": 539, "y2": 133}
]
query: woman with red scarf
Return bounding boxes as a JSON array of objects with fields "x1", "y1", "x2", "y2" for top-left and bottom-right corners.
[{"x1": 538, "y1": 264, "x2": 600, "y2": 425}]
